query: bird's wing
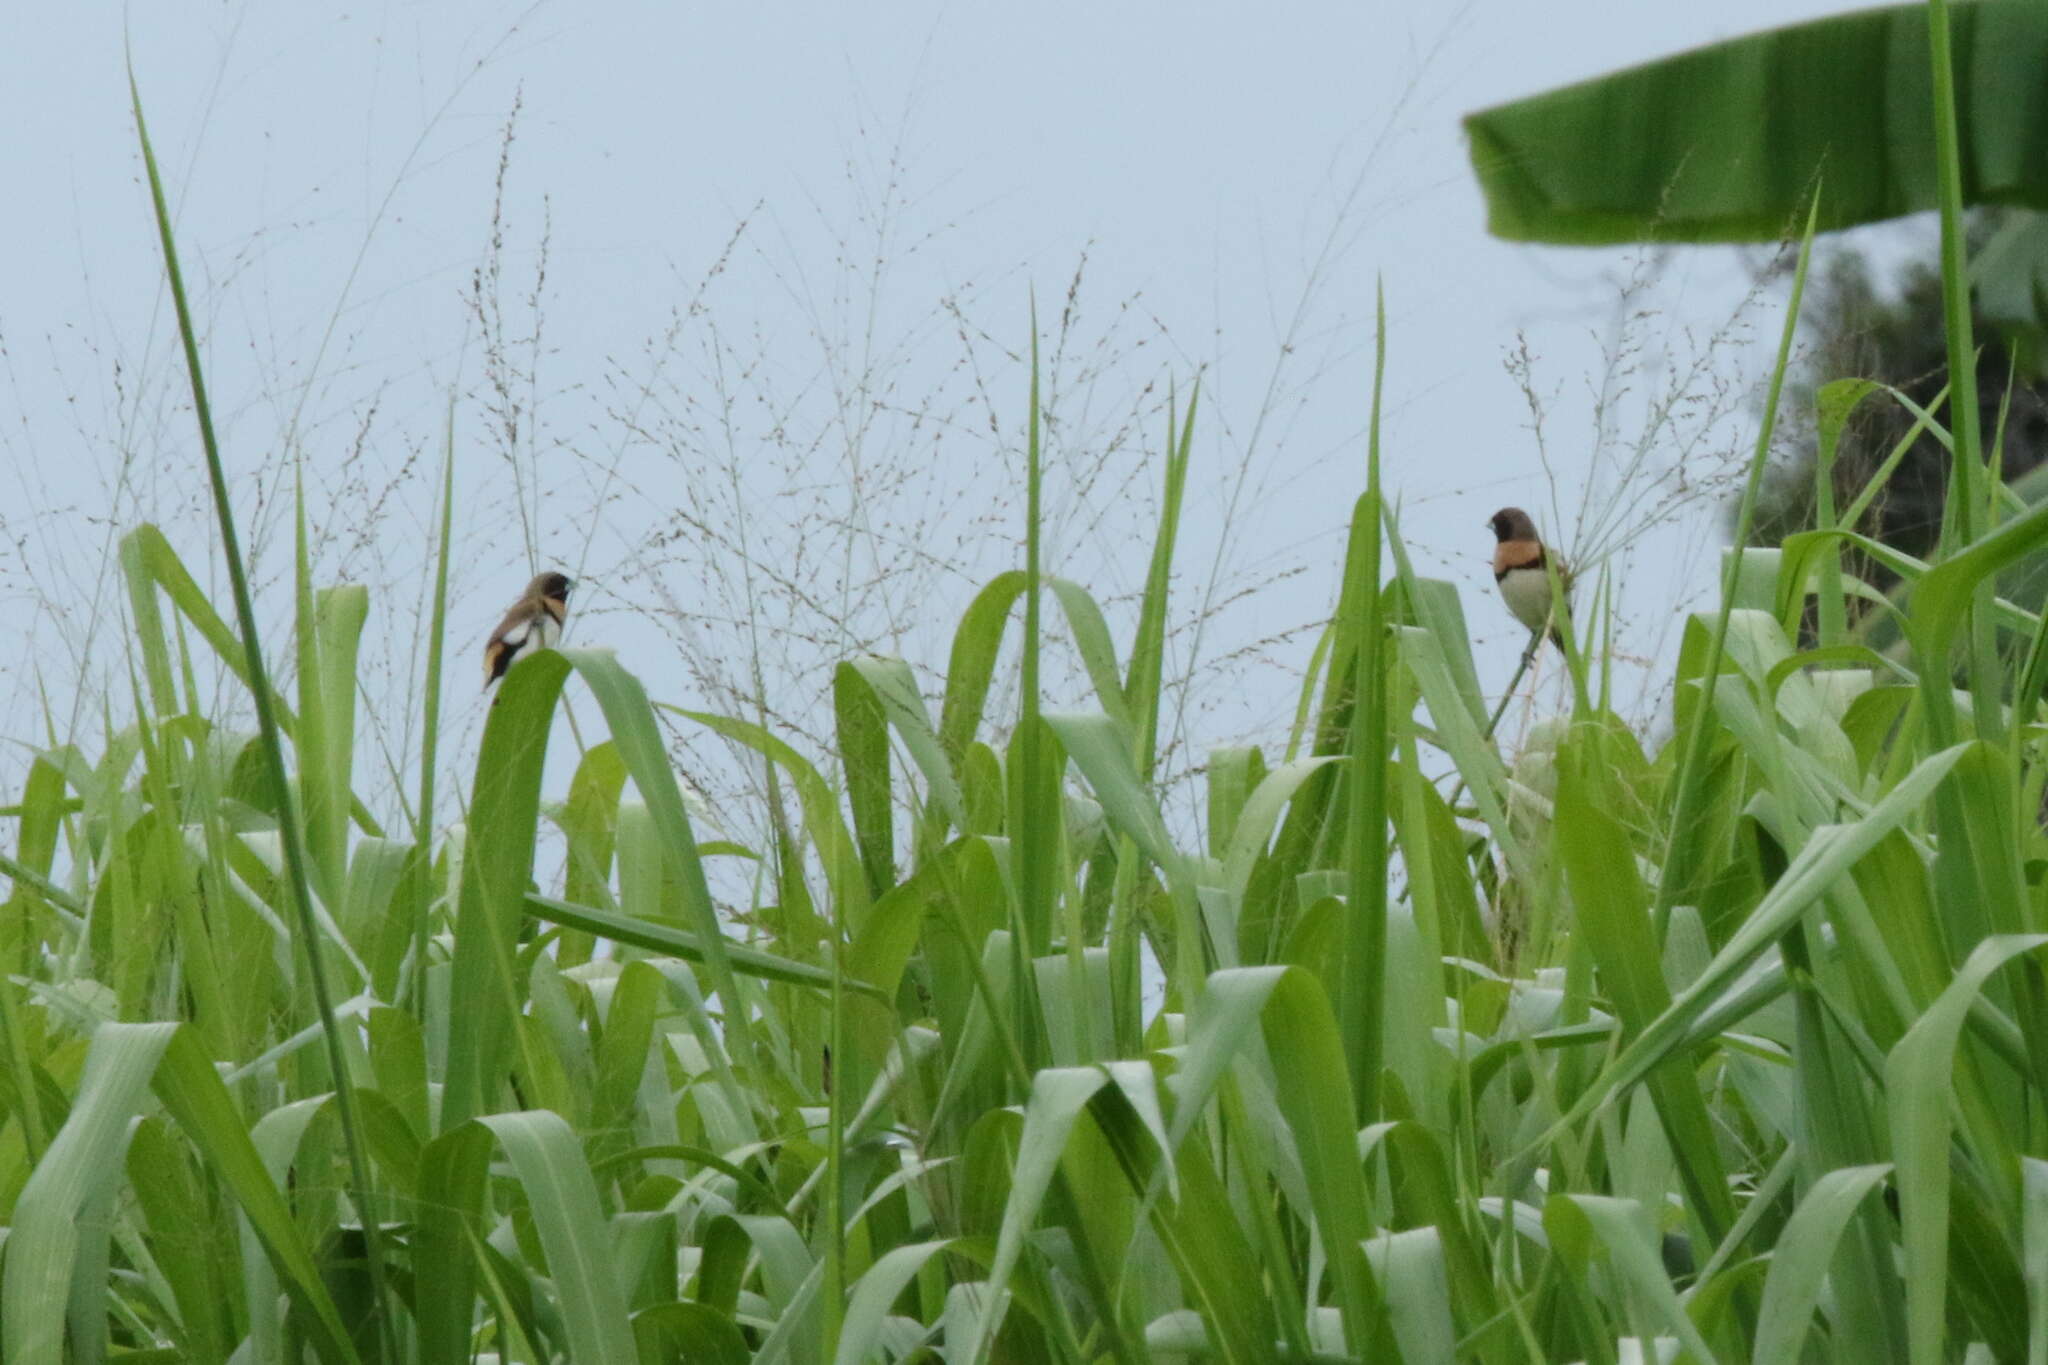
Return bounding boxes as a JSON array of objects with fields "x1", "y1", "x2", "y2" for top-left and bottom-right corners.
[
  {"x1": 483, "y1": 636, "x2": 510, "y2": 686},
  {"x1": 483, "y1": 610, "x2": 536, "y2": 686}
]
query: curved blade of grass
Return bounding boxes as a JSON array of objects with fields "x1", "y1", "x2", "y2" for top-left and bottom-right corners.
[
  {"x1": 1557, "y1": 732, "x2": 1734, "y2": 1241},
  {"x1": 3, "y1": 1022, "x2": 178, "y2": 1363},
  {"x1": 1263, "y1": 967, "x2": 1391, "y2": 1358},
  {"x1": 957, "y1": 1066, "x2": 1111, "y2": 1363},
  {"x1": 299, "y1": 575, "x2": 369, "y2": 908},
  {"x1": 415, "y1": 1112, "x2": 637, "y2": 1364},
  {"x1": 1221, "y1": 756, "x2": 1343, "y2": 901},
  {"x1": 446, "y1": 647, "x2": 762, "y2": 1129},
  {"x1": 1044, "y1": 712, "x2": 1173, "y2": 869},
  {"x1": 118, "y1": 524, "x2": 384, "y2": 837},
  {"x1": 566, "y1": 652, "x2": 759, "y2": 1072},
  {"x1": 592, "y1": 1142, "x2": 793, "y2": 1221},
  {"x1": 413, "y1": 1122, "x2": 493, "y2": 1359},
  {"x1": 1363, "y1": 1228, "x2": 1455, "y2": 1365},
  {"x1": 1399, "y1": 624, "x2": 1530, "y2": 883},
  {"x1": 1809, "y1": 380, "x2": 1887, "y2": 646},
  {"x1": 477, "y1": 1110, "x2": 638, "y2": 1365},
  {"x1": 938, "y1": 570, "x2": 1029, "y2": 771},
  {"x1": 409, "y1": 403, "x2": 458, "y2": 1012},
  {"x1": 1551, "y1": 740, "x2": 1970, "y2": 1135},
  {"x1": 1047, "y1": 577, "x2": 1132, "y2": 731},
  {"x1": 1047, "y1": 709, "x2": 1210, "y2": 1008},
  {"x1": 1886, "y1": 933, "x2": 2048, "y2": 1365},
  {"x1": 239, "y1": 1094, "x2": 355, "y2": 1361},
  {"x1": 1379, "y1": 508, "x2": 1487, "y2": 734},
  {"x1": 1750, "y1": 1162, "x2": 1893, "y2": 1365},
  {"x1": 846, "y1": 654, "x2": 966, "y2": 830},
  {"x1": 523, "y1": 892, "x2": 883, "y2": 997},
  {"x1": 836, "y1": 1239, "x2": 961, "y2": 1365},
  {"x1": 834, "y1": 660, "x2": 895, "y2": 900},
  {"x1": 128, "y1": 72, "x2": 392, "y2": 1354},
  {"x1": 586, "y1": 959, "x2": 661, "y2": 1157},
  {"x1": 1344, "y1": 296, "x2": 1392, "y2": 1124},
  {"x1": 1360, "y1": 1120, "x2": 1498, "y2": 1336},
  {"x1": 2026, "y1": 1157, "x2": 2048, "y2": 1365},
  {"x1": 441, "y1": 648, "x2": 570, "y2": 1128},
  {"x1": 1545, "y1": 1194, "x2": 1718, "y2": 1362},
  {"x1": 1774, "y1": 524, "x2": 2048, "y2": 648},
  {"x1": 1164, "y1": 966, "x2": 1392, "y2": 1357},
  {"x1": 1910, "y1": 494, "x2": 2048, "y2": 743},
  {"x1": 1657, "y1": 193, "x2": 1818, "y2": 936},
  {"x1": 5, "y1": 1023, "x2": 361, "y2": 1364},
  {"x1": 560, "y1": 741, "x2": 629, "y2": 915},
  {"x1": 668, "y1": 705, "x2": 870, "y2": 937}
]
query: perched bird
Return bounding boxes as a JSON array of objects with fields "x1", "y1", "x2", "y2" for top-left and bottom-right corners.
[
  {"x1": 1488, "y1": 507, "x2": 1569, "y2": 653},
  {"x1": 483, "y1": 571, "x2": 573, "y2": 687}
]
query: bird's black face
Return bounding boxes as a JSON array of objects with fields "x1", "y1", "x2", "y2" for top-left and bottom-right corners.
[
  {"x1": 1488, "y1": 508, "x2": 1534, "y2": 543},
  {"x1": 533, "y1": 571, "x2": 572, "y2": 603}
]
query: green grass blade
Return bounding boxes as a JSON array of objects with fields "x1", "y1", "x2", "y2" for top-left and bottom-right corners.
[
  {"x1": 410, "y1": 402, "x2": 459, "y2": 1014},
  {"x1": 1886, "y1": 934, "x2": 2048, "y2": 1365},
  {"x1": 1750, "y1": 1162, "x2": 1893, "y2": 1365},
  {"x1": 1658, "y1": 194, "x2": 1819, "y2": 924},
  {"x1": 441, "y1": 649, "x2": 570, "y2": 1128},
  {"x1": 153, "y1": 1031, "x2": 362, "y2": 1364},
  {"x1": 834, "y1": 660, "x2": 895, "y2": 899},
  {"x1": 128, "y1": 73, "x2": 392, "y2": 1355},
  {"x1": 524, "y1": 893, "x2": 877, "y2": 995},
  {"x1": 3, "y1": 1022, "x2": 178, "y2": 1363},
  {"x1": 1553, "y1": 740, "x2": 1971, "y2": 1132},
  {"x1": 1047, "y1": 577, "x2": 1133, "y2": 732},
  {"x1": 477, "y1": 1110, "x2": 639, "y2": 1364},
  {"x1": 1343, "y1": 285, "x2": 1391, "y2": 1122},
  {"x1": 1556, "y1": 728, "x2": 1735, "y2": 1243},
  {"x1": 1545, "y1": 1194, "x2": 1718, "y2": 1362}
]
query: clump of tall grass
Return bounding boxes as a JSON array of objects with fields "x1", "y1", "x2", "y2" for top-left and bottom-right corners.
[{"x1": 14, "y1": 19, "x2": 2048, "y2": 1361}]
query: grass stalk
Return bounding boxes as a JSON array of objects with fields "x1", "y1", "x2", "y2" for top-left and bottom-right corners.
[
  {"x1": 1015, "y1": 303, "x2": 1053, "y2": 1060},
  {"x1": 1925, "y1": 0, "x2": 1999, "y2": 736},
  {"x1": 1654, "y1": 194, "x2": 1819, "y2": 923},
  {"x1": 129, "y1": 71, "x2": 395, "y2": 1360},
  {"x1": 1342, "y1": 282, "x2": 1391, "y2": 1121},
  {"x1": 411, "y1": 402, "x2": 457, "y2": 1019}
]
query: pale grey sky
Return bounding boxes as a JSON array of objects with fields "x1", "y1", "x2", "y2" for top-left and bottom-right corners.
[{"x1": 2, "y1": 1, "x2": 1909, "y2": 835}]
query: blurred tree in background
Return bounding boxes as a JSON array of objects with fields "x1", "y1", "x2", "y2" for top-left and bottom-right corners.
[{"x1": 1751, "y1": 209, "x2": 2048, "y2": 605}]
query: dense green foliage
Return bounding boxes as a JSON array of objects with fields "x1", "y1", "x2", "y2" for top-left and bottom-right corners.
[
  {"x1": 15, "y1": 12, "x2": 2048, "y2": 1362},
  {"x1": 16, "y1": 263, "x2": 2048, "y2": 1361}
]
